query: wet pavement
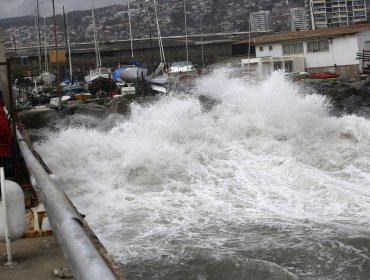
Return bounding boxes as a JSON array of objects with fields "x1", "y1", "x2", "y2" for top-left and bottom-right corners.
[{"x1": 0, "y1": 235, "x2": 71, "y2": 280}]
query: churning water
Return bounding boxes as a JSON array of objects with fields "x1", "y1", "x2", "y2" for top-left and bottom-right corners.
[{"x1": 35, "y1": 70, "x2": 370, "y2": 279}]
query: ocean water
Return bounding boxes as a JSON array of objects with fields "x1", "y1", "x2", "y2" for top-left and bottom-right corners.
[{"x1": 35, "y1": 70, "x2": 370, "y2": 279}]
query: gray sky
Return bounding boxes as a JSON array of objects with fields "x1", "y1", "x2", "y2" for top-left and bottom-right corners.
[{"x1": 0, "y1": 0, "x2": 126, "y2": 20}]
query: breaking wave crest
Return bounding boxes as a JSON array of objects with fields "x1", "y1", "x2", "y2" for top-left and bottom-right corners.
[{"x1": 35, "y1": 70, "x2": 370, "y2": 279}]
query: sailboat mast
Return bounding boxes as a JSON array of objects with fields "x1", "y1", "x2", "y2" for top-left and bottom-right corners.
[
  {"x1": 43, "y1": 9, "x2": 48, "y2": 73},
  {"x1": 52, "y1": 0, "x2": 61, "y2": 109},
  {"x1": 183, "y1": 0, "x2": 189, "y2": 65},
  {"x1": 199, "y1": 15, "x2": 204, "y2": 69},
  {"x1": 127, "y1": 0, "x2": 134, "y2": 59},
  {"x1": 247, "y1": 13, "x2": 251, "y2": 73},
  {"x1": 91, "y1": 0, "x2": 101, "y2": 67},
  {"x1": 63, "y1": 7, "x2": 73, "y2": 81},
  {"x1": 35, "y1": 0, "x2": 42, "y2": 71},
  {"x1": 153, "y1": 0, "x2": 165, "y2": 63}
]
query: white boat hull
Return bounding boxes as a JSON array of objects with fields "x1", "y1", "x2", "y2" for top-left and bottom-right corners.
[
  {"x1": 84, "y1": 73, "x2": 110, "y2": 84},
  {"x1": 149, "y1": 76, "x2": 168, "y2": 94},
  {"x1": 118, "y1": 67, "x2": 148, "y2": 82},
  {"x1": 40, "y1": 72, "x2": 56, "y2": 85}
]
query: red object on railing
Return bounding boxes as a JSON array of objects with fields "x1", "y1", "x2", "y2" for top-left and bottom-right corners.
[{"x1": 0, "y1": 108, "x2": 13, "y2": 157}]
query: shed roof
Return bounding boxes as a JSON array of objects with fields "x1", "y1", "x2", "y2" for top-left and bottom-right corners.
[{"x1": 233, "y1": 23, "x2": 370, "y2": 45}]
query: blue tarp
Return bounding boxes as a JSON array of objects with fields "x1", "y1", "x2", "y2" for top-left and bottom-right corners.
[
  {"x1": 131, "y1": 59, "x2": 144, "y2": 68},
  {"x1": 112, "y1": 67, "x2": 126, "y2": 80},
  {"x1": 61, "y1": 79, "x2": 78, "y2": 85}
]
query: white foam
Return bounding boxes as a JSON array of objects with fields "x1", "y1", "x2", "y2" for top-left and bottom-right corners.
[{"x1": 35, "y1": 71, "x2": 370, "y2": 277}]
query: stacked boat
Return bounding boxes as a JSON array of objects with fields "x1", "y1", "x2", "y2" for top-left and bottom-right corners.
[{"x1": 147, "y1": 61, "x2": 199, "y2": 94}]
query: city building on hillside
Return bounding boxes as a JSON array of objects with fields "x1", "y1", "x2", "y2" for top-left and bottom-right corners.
[
  {"x1": 291, "y1": 7, "x2": 308, "y2": 31},
  {"x1": 250, "y1": 10, "x2": 272, "y2": 32},
  {"x1": 0, "y1": 29, "x2": 10, "y2": 108},
  {"x1": 305, "y1": 0, "x2": 367, "y2": 30},
  {"x1": 235, "y1": 23, "x2": 370, "y2": 78}
]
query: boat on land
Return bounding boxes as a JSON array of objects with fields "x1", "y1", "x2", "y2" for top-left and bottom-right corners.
[
  {"x1": 112, "y1": 67, "x2": 136, "y2": 95},
  {"x1": 117, "y1": 0, "x2": 148, "y2": 82},
  {"x1": 118, "y1": 60, "x2": 148, "y2": 82},
  {"x1": 145, "y1": 0, "x2": 198, "y2": 94},
  {"x1": 87, "y1": 73, "x2": 116, "y2": 95},
  {"x1": 84, "y1": 1, "x2": 112, "y2": 91},
  {"x1": 39, "y1": 3, "x2": 55, "y2": 86},
  {"x1": 49, "y1": 95, "x2": 71, "y2": 107},
  {"x1": 60, "y1": 7, "x2": 84, "y2": 96},
  {"x1": 39, "y1": 72, "x2": 56, "y2": 86},
  {"x1": 286, "y1": 71, "x2": 340, "y2": 83},
  {"x1": 75, "y1": 92, "x2": 93, "y2": 101},
  {"x1": 147, "y1": 61, "x2": 199, "y2": 94},
  {"x1": 85, "y1": 66, "x2": 111, "y2": 84},
  {"x1": 61, "y1": 82, "x2": 84, "y2": 96},
  {"x1": 306, "y1": 72, "x2": 339, "y2": 79}
]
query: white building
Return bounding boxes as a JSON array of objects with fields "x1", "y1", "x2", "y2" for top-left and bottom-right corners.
[
  {"x1": 239, "y1": 23, "x2": 370, "y2": 78},
  {"x1": 305, "y1": 0, "x2": 367, "y2": 29},
  {"x1": 250, "y1": 10, "x2": 272, "y2": 32},
  {"x1": 291, "y1": 7, "x2": 308, "y2": 31}
]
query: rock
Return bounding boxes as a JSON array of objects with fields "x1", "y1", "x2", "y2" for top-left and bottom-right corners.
[
  {"x1": 323, "y1": 85, "x2": 357, "y2": 101},
  {"x1": 134, "y1": 95, "x2": 161, "y2": 105},
  {"x1": 357, "y1": 86, "x2": 370, "y2": 106},
  {"x1": 75, "y1": 106, "x2": 107, "y2": 118},
  {"x1": 18, "y1": 107, "x2": 58, "y2": 129},
  {"x1": 350, "y1": 79, "x2": 368, "y2": 90},
  {"x1": 341, "y1": 95, "x2": 363, "y2": 114},
  {"x1": 59, "y1": 103, "x2": 80, "y2": 116},
  {"x1": 85, "y1": 97, "x2": 110, "y2": 106},
  {"x1": 107, "y1": 98, "x2": 130, "y2": 115},
  {"x1": 357, "y1": 106, "x2": 370, "y2": 119},
  {"x1": 198, "y1": 95, "x2": 219, "y2": 112}
]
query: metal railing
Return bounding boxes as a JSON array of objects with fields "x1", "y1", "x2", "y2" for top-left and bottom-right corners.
[
  {"x1": 0, "y1": 60, "x2": 120, "y2": 279},
  {"x1": 16, "y1": 129, "x2": 117, "y2": 280}
]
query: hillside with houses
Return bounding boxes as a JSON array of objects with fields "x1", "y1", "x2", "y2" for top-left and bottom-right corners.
[{"x1": 0, "y1": 0, "x2": 306, "y2": 48}]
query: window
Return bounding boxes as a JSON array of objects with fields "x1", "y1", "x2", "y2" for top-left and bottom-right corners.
[
  {"x1": 284, "y1": 61, "x2": 293, "y2": 73},
  {"x1": 20, "y1": 56, "x2": 29, "y2": 65},
  {"x1": 307, "y1": 40, "x2": 329, "y2": 52},
  {"x1": 259, "y1": 46, "x2": 264, "y2": 52},
  {"x1": 273, "y1": 62, "x2": 282, "y2": 70},
  {"x1": 283, "y1": 43, "x2": 303, "y2": 54},
  {"x1": 269, "y1": 45, "x2": 273, "y2": 51}
]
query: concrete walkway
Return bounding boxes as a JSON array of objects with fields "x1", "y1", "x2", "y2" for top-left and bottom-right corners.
[{"x1": 0, "y1": 235, "x2": 71, "y2": 280}]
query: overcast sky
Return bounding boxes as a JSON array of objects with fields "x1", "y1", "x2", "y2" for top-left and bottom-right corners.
[{"x1": 0, "y1": 0, "x2": 126, "y2": 20}]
